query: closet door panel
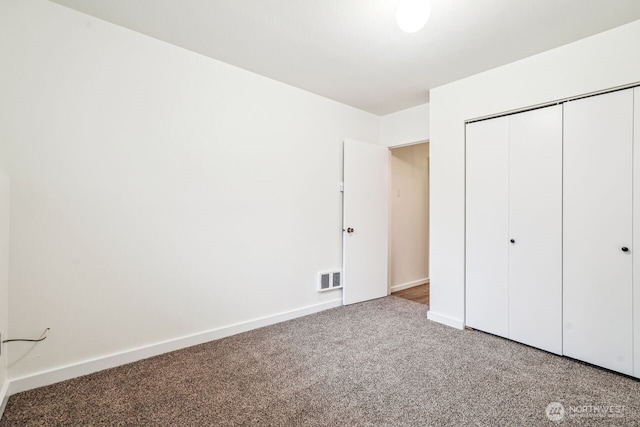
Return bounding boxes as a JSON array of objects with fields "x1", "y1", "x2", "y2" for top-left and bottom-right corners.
[
  {"x1": 508, "y1": 105, "x2": 563, "y2": 354},
  {"x1": 465, "y1": 117, "x2": 509, "y2": 337},
  {"x1": 634, "y1": 87, "x2": 640, "y2": 379},
  {"x1": 563, "y1": 89, "x2": 634, "y2": 375}
]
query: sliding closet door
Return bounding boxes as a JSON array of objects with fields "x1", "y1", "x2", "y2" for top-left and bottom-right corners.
[
  {"x1": 508, "y1": 106, "x2": 562, "y2": 354},
  {"x1": 466, "y1": 117, "x2": 509, "y2": 338},
  {"x1": 564, "y1": 89, "x2": 634, "y2": 375},
  {"x1": 634, "y1": 87, "x2": 640, "y2": 379}
]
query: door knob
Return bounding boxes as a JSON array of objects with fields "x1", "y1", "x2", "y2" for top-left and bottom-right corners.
[
  {"x1": 510, "y1": 239, "x2": 515, "y2": 244},
  {"x1": 346, "y1": 227, "x2": 354, "y2": 233},
  {"x1": 622, "y1": 247, "x2": 629, "y2": 252}
]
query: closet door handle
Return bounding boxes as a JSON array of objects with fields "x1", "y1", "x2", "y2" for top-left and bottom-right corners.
[
  {"x1": 622, "y1": 247, "x2": 629, "y2": 252},
  {"x1": 510, "y1": 239, "x2": 515, "y2": 244}
]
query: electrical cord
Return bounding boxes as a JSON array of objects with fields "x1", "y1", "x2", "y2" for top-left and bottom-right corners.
[{"x1": 2, "y1": 328, "x2": 50, "y2": 343}]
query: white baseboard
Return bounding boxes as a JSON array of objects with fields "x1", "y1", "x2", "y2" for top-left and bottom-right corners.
[
  {"x1": 390, "y1": 278, "x2": 429, "y2": 293},
  {"x1": 8, "y1": 298, "x2": 343, "y2": 396},
  {"x1": 427, "y1": 310, "x2": 464, "y2": 330},
  {"x1": 0, "y1": 381, "x2": 8, "y2": 421}
]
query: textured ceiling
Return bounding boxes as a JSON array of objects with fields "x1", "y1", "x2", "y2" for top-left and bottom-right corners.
[{"x1": 50, "y1": 0, "x2": 640, "y2": 115}]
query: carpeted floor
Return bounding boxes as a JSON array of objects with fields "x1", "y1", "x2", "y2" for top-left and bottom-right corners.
[{"x1": 2, "y1": 296, "x2": 639, "y2": 426}]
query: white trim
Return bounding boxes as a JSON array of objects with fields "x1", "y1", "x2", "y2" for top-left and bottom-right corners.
[
  {"x1": 427, "y1": 311, "x2": 464, "y2": 330},
  {"x1": 0, "y1": 381, "x2": 8, "y2": 421},
  {"x1": 7, "y1": 299, "x2": 342, "y2": 396},
  {"x1": 390, "y1": 278, "x2": 429, "y2": 293}
]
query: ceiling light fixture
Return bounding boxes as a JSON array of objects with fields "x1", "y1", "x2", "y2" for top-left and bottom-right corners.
[{"x1": 396, "y1": 0, "x2": 431, "y2": 33}]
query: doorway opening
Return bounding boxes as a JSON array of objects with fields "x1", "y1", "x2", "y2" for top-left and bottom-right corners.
[{"x1": 388, "y1": 141, "x2": 430, "y2": 306}]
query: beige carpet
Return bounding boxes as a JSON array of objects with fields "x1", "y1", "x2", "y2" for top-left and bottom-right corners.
[{"x1": 2, "y1": 296, "x2": 639, "y2": 426}]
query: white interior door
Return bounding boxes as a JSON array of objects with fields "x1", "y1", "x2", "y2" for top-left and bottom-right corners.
[
  {"x1": 343, "y1": 139, "x2": 389, "y2": 305},
  {"x1": 563, "y1": 89, "x2": 634, "y2": 375},
  {"x1": 465, "y1": 117, "x2": 509, "y2": 338},
  {"x1": 508, "y1": 105, "x2": 562, "y2": 354},
  {"x1": 634, "y1": 87, "x2": 640, "y2": 379}
]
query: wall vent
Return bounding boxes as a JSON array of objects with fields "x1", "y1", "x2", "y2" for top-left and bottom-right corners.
[{"x1": 318, "y1": 271, "x2": 342, "y2": 292}]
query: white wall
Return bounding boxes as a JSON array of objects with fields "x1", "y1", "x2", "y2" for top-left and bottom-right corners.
[
  {"x1": 0, "y1": 176, "x2": 9, "y2": 412},
  {"x1": 389, "y1": 143, "x2": 429, "y2": 291},
  {"x1": 0, "y1": 67, "x2": 8, "y2": 409},
  {"x1": 0, "y1": 0, "x2": 380, "y2": 383},
  {"x1": 381, "y1": 103, "x2": 429, "y2": 147},
  {"x1": 429, "y1": 19, "x2": 640, "y2": 329}
]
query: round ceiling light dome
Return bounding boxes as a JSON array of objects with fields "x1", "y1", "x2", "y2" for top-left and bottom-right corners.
[{"x1": 396, "y1": 0, "x2": 431, "y2": 33}]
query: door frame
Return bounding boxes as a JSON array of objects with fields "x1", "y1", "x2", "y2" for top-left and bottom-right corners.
[{"x1": 387, "y1": 139, "x2": 430, "y2": 296}]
